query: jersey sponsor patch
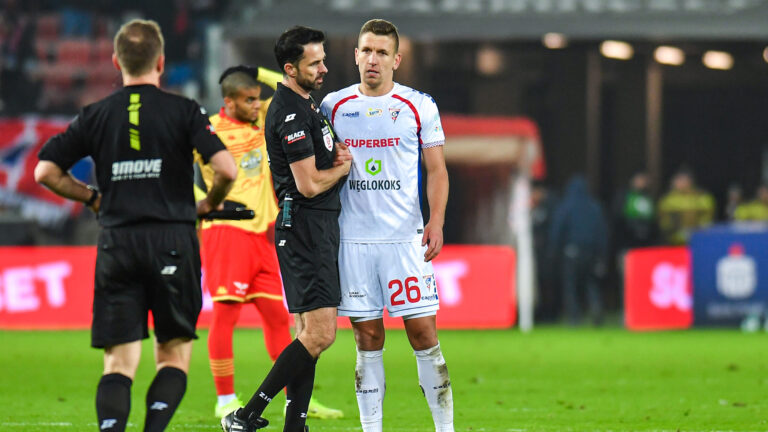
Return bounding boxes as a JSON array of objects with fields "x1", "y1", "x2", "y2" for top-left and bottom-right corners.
[
  {"x1": 344, "y1": 137, "x2": 400, "y2": 148},
  {"x1": 422, "y1": 273, "x2": 439, "y2": 301},
  {"x1": 322, "y1": 126, "x2": 333, "y2": 151},
  {"x1": 348, "y1": 178, "x2": 401, "y2": 192},
  {"x1": 240, "y1": 149, "x2": 263, "y2": 174},
  {"x1": 389, "y1": 107, "x2": 400, "y2": 122},
  {"x1": 365, "y1": 158, "x2": 381, "y2": 176},
  {"x1": 285, "y1": 113, "x2": 296, "y2": 122},
  {"x1": 286, "y1": 130, "x2": 306, "y2": 144},
  {"x1": 367, "y1": 108, "x2": 383, "y2": 117},
  {"x1": 111, "y1": 158, "x2": 163, "y2": 181}
]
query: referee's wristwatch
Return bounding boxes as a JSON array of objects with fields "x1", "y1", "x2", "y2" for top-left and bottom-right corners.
[{"x1": 85, "y1": 185, "x2": 99, "y2": 207}]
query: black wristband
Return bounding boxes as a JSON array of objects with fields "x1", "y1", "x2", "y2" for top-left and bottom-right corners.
[{"x1": 85, "y1": 185, "x2": 99, "y2": 207}]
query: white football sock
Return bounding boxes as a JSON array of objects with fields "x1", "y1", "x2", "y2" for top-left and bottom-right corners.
[
  {"x1": 217, "y1": 393, "x2": 237, "y2": 406},
  {"x1": 356, "y1": 348, "x2": 385, "y2": 432},
  {"x1": 414, "y1": 343, "x2": 454, "y2": 432}
]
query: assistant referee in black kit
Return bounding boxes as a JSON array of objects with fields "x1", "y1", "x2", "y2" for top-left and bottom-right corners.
[
  {"x1": 34, "y1": 19, "x2": 237, "y2": 432},
  {"x1": 221, "y1": 26, "x2": 352, "y2": 432}
]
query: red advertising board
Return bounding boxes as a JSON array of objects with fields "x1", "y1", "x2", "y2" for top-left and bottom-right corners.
[
  {"x1": 624, "y1": 247, "x2": 692, "y2": 331},
  {"x1": 0, "y1": 245, "x2": 516, "y2": 330},
  {"x1": 0, "y1": 246, "x2": 96, "y2": 329}
]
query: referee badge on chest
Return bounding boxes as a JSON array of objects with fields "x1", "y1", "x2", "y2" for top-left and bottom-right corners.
[{"x1": 321, "y1": 126, "x2": 333, "y2": 151}]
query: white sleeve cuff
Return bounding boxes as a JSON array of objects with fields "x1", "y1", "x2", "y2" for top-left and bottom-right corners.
[{"x1": 421, "y1": 140, "x2": 445, "y2": 149}]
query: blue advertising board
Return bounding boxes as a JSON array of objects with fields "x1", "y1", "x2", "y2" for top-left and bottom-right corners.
[{"x1": 691, "y1": 223, "x2": 768, "y2": 326}]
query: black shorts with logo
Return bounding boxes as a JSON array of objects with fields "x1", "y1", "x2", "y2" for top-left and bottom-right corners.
[
  {"x1": 91, "y1": 222, "x2": 202, "y2": 348},
  {"x1": 275, "y1": 207, "x2": 341, "y2": 313}
]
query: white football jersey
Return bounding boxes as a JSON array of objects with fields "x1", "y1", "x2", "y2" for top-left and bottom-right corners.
[{"x1": 321, "y1": 83, "x2": 445, "y2": 242}]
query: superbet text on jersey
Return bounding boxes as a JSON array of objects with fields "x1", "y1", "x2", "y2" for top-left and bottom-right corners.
[{"x1": 321, "y1": 83, "x2": 445, "y2": 243}]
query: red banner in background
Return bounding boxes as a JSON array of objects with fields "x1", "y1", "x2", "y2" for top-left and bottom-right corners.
[
  {"x1": 0, "y1": 246, "x2": 96, "y2": 329},
  {"x1": 0, "y1": 118, "x2": 92, "y2": 227},
  {"x1": 0, "y1": 245, "x2": 516, "y2": 330},
  {"x1": 624, "y1": 247, "x2": 692, "y2": 331}
]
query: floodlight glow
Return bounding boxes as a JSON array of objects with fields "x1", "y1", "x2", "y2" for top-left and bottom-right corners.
[
  {"x1": 600, "y1": 40, "x2": 633, "y2": 60},
  {"x1": 654, "y1": 46, "x2": 685, "y2": 66},
  {"x1": 543, "y1": 33, "x2": 568, "y2": 49},
  {"x1": 702, "y1": 51, "x2": 733, "y2": 70},
  {"x1": 476, "y1": 45, "x2": 503, "y2": 76}
]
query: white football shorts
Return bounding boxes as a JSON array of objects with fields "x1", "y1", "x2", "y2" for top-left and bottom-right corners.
[{"x1": 338, "y1": 241, "x2": 440, "y2": 319}]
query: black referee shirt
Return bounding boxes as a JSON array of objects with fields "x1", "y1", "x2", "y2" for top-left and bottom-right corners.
[
  {"x1": 265, "y1": 83, "x2": 341, "y2": 211},
  {"x1": 38, "y1": 84, "x2": 226, "y2": 228}
]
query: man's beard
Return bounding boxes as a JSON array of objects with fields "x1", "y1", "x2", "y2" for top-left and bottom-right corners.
[{"x1": 297, "y1": 71, "x2": 324, "y2": 92}]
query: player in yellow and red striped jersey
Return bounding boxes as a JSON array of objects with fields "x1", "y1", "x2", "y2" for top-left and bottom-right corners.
[{"x1": 196, "y1": 65, "x2": 342, "y2": 420}]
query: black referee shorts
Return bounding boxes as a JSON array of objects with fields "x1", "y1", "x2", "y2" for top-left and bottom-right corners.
[
  {"x1": 275, "y1": 207, "x2": 341, "y2": 314},
  {"x1": 91, "y1": 222, "x2": 202, "y2": 349}
]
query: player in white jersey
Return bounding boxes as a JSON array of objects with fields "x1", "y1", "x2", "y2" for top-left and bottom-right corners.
[{"x1": 320, "y1": 19, "x2": 453, "y2": 432}]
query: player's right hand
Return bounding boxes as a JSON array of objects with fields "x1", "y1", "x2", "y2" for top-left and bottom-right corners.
[
  {"x1": 333, "y1": 141, "x2": 353, "y2": 165},
  {"x1": 333, "y1": 141, "x2": 353, "y2": 173},
  {"x1": 196, "y1": 198, "x2": 223, "y2": 216}
]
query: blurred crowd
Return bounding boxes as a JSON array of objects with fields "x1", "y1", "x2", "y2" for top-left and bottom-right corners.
[
  {"x1": 532, "y1": 168, "x2": 768, "y2": 324},
  {"x1": 0, "y1": 0, "x2": 225, "y2": 115}
]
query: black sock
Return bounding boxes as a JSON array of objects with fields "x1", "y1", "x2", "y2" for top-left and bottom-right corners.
[
  {"x1": 242, "y1": 339, "x2": 314, "y2": 419},
  {"x1": 143, "y1": 367, "x2": 187, "y2": 432},
  {"x1": 284, "y1": 358, "x2": 316, "y2": 432},
  {"x1": 96, "y1": 373, "x2": 132, "y2": 432}
]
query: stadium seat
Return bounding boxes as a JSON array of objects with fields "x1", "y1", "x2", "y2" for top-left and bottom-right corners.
[
  {"x1": 34, "y1": 40, "x2": 56, "y2": 62},
  {"x1": 35, "y1": 15, "x2": 60, "y2": 41},
  {"x1": 57, "y1": 39, "x2": 91, "y2": 65},
  {"x1": 40, "y1": 63, "x2": 75, "y2": 87},
  {"x1": 93, "y1": 38, "x2": 113, "y2": 62},
  {"x1": 85, "y1": 63, "x2": 119, "y2": 86},
  {"x1": 78, "y1": 84, "x2": 116, "y2": 107}
]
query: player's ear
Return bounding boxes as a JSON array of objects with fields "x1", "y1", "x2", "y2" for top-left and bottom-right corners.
[
  {"x1": 112, "y1": 53, "x2": 122, "y2": 71},
  {"x1": 156, "y1": 55, "x2": 165, "y2": 74},
  {"x1": 393, "y1": 52, "x2": 402, "y2": 71},
  {"x1": 223, "y1": 96, "x2": 234, "y2": 111},
  {"x1": 283, "y1": 62, "x2": 296, "y2": 78},
  {"x1": 354, "y1": 47, "x2": 360, "y2": 66}
]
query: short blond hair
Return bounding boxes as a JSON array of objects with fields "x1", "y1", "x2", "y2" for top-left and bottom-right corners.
[{"x1": 113, "y1": 19, "x2": 164, "y2": 76}]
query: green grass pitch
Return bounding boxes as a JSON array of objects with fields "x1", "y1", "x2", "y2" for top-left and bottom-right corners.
[{"x1": 1, "y1": 328, "x2": 767, "y2": 431}]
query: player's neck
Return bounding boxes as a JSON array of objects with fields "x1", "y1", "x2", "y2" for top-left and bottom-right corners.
[
  {"x1": 122, "y1": 72, "x2": 160, "y2": 87},
  {"x1": 359, "y1": 80, "x2": 394, "y2": 97},
  {"x1": 282, "y1": 77, "x2": 311, "y2": 99}
]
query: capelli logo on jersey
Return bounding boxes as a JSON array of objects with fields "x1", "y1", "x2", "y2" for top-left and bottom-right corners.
[
  {"x1": 366, "y1": 108, "x2": 383, "y2": 117},
  {"x1": 111, "y1": 158, "x2": 163, "y2": 182},
  {"x1": 286, "y1": 130, "x2": 306, "y2": 144},
  {"x1": 342, "y1": 111, "x2": 360, "y2": 118}
]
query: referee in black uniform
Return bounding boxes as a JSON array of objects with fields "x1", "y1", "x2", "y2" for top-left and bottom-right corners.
[
  {"x1": 221, "y1": 26, "x2": 352, "y2": 432},
  {"x1": 34, "y1": 19, "x2": 237, "y2": 432}
]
